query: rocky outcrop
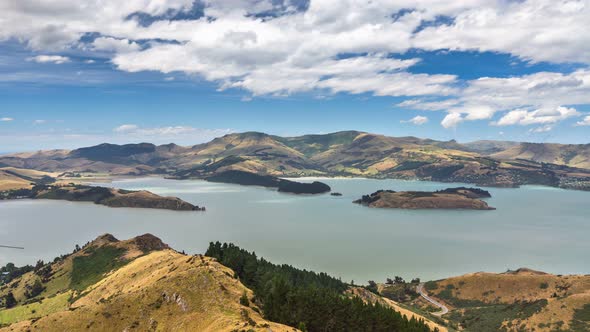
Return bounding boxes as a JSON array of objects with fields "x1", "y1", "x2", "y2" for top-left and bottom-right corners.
[{"x1": 353, "y1": 187, "x2": 495, "y2": 210}]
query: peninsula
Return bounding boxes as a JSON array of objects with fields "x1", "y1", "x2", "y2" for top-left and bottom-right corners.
[{"x1": 0, "y1": 184, "x2": 204, "y2": 211}]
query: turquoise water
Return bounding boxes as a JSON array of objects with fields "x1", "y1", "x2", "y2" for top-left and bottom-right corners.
[{"x1": 1, "y1": 177, "x2": 589, "y2": 283}]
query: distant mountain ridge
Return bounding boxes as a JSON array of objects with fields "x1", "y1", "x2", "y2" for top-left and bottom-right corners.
[{"x1": 1, "y1": 131, "x2": 589, "y2": 190}]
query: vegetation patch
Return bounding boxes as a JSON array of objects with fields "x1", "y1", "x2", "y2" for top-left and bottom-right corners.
[
  {"x1": 206, "y1": 242, "x2": 435, "y2": 332},
  {"x1": 70, "y1": 246, "x2": 127, "y2": 292},
  {"x1": 571, "y1": 303, "x2": 590, "y2": 331},
  {"x1": 0, "y1": 291, "x2": 71, "y2": 325},
  {"x1": 446, "y1": 299, "x2": 547, "y2": 332}
]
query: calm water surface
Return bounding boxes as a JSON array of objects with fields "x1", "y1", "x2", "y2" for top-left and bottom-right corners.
[{"x1": 1, "y1": 177, "x2": 588, "y2": 282}]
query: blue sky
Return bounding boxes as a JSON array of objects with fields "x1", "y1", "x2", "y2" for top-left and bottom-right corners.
[{"x1": 1, "y1": 0, "x2": 589, "y2": 152}]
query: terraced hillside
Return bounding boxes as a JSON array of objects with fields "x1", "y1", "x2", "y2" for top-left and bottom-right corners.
[{"x1": 1, "y1": 131, "x2": 589, "y2": 190}]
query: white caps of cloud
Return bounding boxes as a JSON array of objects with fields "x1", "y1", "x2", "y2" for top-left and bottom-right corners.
[
  {"x1": 529, "y1": 124, "x2": 554, "y2": 133},
  {"x1": 575, "y1": 115, "x2": 590, "y2": 126},
  {"x1": 27, "y1": 55, "x2": 70, "y2": 64},
  {"x1": 92, "y1": 37, "x2": 140, "y2": 53},
  {"x1": 494, "y1": 106, "x2": 579, "y2": 126},
  {"x1": 113, "y1": 124, "x2": 233, "y2": 142},
  {"x1": 113, "y1": 124, "x2": 139, "y2": 133},
  {"x1": 401, "y1": 115, "x2": 429, "y2": 125},
  {"x1": 441, "y1": 113, "x2": 464, "y2": 128},
  {"x1": 397, "y1": 99, "x2": 461, "y2": 111},
  {"x1": 1, "y1": 117, "x2": 14, "y2": 122}
]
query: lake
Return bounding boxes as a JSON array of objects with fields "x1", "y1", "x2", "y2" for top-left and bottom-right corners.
[{"x1": 1, "y1": 177, "x2": 589, "y2": 283}]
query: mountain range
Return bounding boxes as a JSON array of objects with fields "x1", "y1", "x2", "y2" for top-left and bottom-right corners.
[{"x1": 1, "y1": 131, "x2": 589, "y2": 190}]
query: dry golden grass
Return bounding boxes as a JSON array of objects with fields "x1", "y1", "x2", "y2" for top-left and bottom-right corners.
[
  {"x1": 428, "y1": 269, "x2": 590, "y2": 331},
  {"x1": 0, "y1": 234, "x2": 296, "y2": 332},
  {"x1": 0, "y1": 167, "x2": 56, "y2": 190},
  {"x1": 1, "y1": 251, "x2": 295, "y2": 332}
]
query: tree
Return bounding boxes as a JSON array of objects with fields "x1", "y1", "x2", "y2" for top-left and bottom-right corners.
[
  {"x1": 240, "y1": 291, "x2": 250, "y2": 307},
  {"x1": 367, "y1": 280, "x2": 378, "y2": 293},
  {"x1": 386, "y1": 278, "x2": 394, "y2": 285},
  {"x1": 4, "y1": 292, "x2": 16, "y2": 308},
  {"x1": 25, "y1": 279, "x2": 44, "y2": 299},
  {"x1": 394, "y1": 276, "x2": 405, "y2": 284},
  {"x1": 411, "y1": 278, "x2": 421, "y2": 284}
]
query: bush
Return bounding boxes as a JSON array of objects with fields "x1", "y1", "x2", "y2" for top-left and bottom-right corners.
[{"x1": 240, "y1": 291, "x2": 250, "y2": 307}]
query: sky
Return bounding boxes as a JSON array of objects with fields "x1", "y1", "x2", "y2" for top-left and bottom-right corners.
[{"x1": 0, "y1": 0, "x2": 589, "y2": 152}]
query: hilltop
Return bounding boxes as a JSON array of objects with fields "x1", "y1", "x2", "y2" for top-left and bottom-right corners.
[
  {"x1": 1, "y1": 131, "x2": 589, "y2": 191},
  {"x1": 0, "y1": 234, "x2": 437, "y2": 332}
]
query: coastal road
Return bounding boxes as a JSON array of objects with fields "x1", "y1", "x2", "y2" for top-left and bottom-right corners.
[{"x1": 417, "y1": 283, "x2": 449, "y2": 316}]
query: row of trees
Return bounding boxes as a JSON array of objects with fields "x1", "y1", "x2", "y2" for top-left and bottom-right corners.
[{"x1": 206, "y1": 241, "x2": 436, "y2": 332}]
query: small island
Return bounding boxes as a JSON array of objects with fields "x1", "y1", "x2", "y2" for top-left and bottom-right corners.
[
  {"x1": 206, "y1": 170, "x2": 331, "y2": 194},
  {"x1": 1, "y1": 184, "x2": 205, "y2": 211},
  {"x1": 353, "y1": 187, "x2": 495, "y2": 210}
]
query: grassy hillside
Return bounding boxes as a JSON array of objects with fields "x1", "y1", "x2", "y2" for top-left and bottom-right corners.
[
  {"x1": 489, "y1": 143, "x2": 590, "y2": 169},
  {"x1": 0, "y1": 235, "x2": 439, "y2": 332},
  {"x1": 0, "y1": 167, "x2": 55, "y2": 191},
  {"x1": 409, "y1": 268, "x2": 590, "y2": 332},
  {"x1": 1, "y1": 131, "x2": 589, "y2": 190},
  {"x1": 0, "y1": 234, "x2": 292, "y2": 331}
]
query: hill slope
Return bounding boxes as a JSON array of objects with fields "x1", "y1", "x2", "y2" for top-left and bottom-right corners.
[
  {"x1": 1, "y1": 131, "x2": 589, "y2": 190},
  {"x1": 0, "y1": 234, "x2": 292, "y2": 331},
  {"x1": 0, "y1": 235, "x2": 437, "y2": 332},
  {"x1": 412, "y1": 269, "x2": 590, "y2": 332}
]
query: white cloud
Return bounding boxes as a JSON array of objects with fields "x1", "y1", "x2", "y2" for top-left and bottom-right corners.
[
  {"x1": 1, "y1": 117, "x2": 14, "y2": 122},
  {"x1": 413, "y1": 0, "x2": 590, "y2": 64},
  {"x1": 113, "y1": 124, "x2": 139, "y2": 133},
  {"x1": 575, "y1": 115, "x2": 590, "y2": 126},
  {"x1": 401, "y1": 115, "x2": 429, "y2": 125},
  {"x1": 397, "y1": 99, "x2": 461, "y2": 111},
  {"x1": 494, "y1": 106, "x2": 579, "y2": 126},
  {"x1": 92, "y1": 37, "x2": 140, "y2": 53},
  {"x1": 27, "y1": 55, "x2": 70, "y2": 64},
  {"x1": 441, "y1": 113, "x2": 464, "y2": 129},
  {"x1": 33, "y1": 119, "x2": 47, "y2": 124},
  {"x1": 2, "y1": 0, "x2": 590, "y2": 131},
  {"x1": 113, "y1": 124, "x2": 233, "y2": 141},
  {"x1": 529, "y1": 124, "x2": 554, "y2": 133}
]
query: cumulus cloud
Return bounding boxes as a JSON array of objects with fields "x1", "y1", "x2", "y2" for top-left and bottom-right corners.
[
  {"x1": 92, "y1": 37, "x2": 140, "y2": 53},
  {"x1": 27, "y1": 55, "x2": 70, "y2": 64},
  {"x1": 1, "y1": 117, "x2": 14, "y2": 122},
  {"x1": 494, "y1": 106, "x2": 579, "y2": 126},
  {"x1": 575, "y1": 115, "x2": 590, "y2": 126},
  {"x1": 413, "y1": 0, "x2": 590, "y2": 64},
  {"x1": 401, "y1": 115, "x2": 429, "y2": 125},
  {"x1": 2, "y1": 0, "x2": 590, "y2": 130},
  {"x1": 441, "y1": 113, "x2": 464, "y2": 129}
]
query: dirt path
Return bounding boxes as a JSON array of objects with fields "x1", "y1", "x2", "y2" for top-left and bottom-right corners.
[{"x1": 417, "y1": 283, "x2": 449, "y2": 316}]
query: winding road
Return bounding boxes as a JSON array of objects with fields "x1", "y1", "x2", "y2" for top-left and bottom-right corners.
[{"x1": 416, "y1": 283, "x2": 449, "y2": 316}]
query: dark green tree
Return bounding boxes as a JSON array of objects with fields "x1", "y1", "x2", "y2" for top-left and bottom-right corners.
[{"x1": 4, "y1": 292, "x2": 16, "y2": 308}]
